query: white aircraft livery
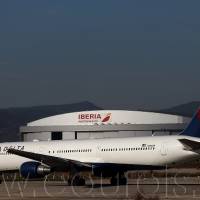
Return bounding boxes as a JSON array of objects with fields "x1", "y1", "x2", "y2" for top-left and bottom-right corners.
[{"x1": 2, "y1": 109, "x2": 200, "y2": 185}]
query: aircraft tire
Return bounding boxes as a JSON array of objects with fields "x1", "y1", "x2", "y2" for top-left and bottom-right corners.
[
  {"x1": 110, "y1": 177, "x2": 118, "y2": 186},
  {"x1": 119, "y1": 177, "x2": 127, "y2": 185},
  {"x1": 110, "y1": 177, "x2": 127, "y2": 185},
  {"x1": 68, "y1": 176, "x2": 86, "y2": 186}
]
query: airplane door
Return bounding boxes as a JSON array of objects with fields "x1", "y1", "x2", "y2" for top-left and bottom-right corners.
[
  {"x1": 160, "y1": 143, "x2": 167, "y2": 156},
  {"x1": 96, "y1": 145, "x2": 101, "y2": 157}
]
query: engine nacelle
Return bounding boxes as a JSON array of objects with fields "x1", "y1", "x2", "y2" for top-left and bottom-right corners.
[{"x1": 20, "y1": 162, "x2": 51, "y2": 179}]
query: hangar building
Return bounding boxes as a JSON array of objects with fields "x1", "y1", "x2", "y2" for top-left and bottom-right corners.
[{"x1": 20, "y1": 110, "x2": 191, "y2": 142}]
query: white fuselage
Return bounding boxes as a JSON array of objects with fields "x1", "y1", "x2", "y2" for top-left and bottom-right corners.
[{"x1": 0, "y1": 136, "x2": 199, "y2": 171}]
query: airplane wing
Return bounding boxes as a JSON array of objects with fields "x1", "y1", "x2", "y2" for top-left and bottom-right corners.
[
  {"x1": 179, "y1": 139, "x2": 200, "y2": 151},
  {"x1": 7, "y1": 148, "x2": 91, "y2": 171}
]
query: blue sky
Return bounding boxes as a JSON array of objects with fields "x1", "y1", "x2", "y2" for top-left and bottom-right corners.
[{"x1": 0, "y1": 1, "x2": 200, "y2": 109}]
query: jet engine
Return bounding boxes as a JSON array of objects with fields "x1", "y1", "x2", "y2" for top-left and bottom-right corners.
[{"x1": 20, "y1": 162, "x2": 51, "y2": 178}]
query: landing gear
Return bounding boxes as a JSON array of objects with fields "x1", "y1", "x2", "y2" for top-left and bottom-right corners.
[
  {"x1": 110, "y1": 173, "x2": 127, "y2": 185},
  {"x1": 68, "y1": 175, "x2": 86, "y2": 186},
  {"x1": 111, "y1": 177, "x2": 117, "y2": 185},
  {"x1": 119, "y1": 177, "x2": 127, "y2": 185}
]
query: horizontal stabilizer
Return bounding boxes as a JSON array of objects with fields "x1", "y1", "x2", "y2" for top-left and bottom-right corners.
[{"x1": 179, "y1": 139, "x2": 200, "y2": 151}]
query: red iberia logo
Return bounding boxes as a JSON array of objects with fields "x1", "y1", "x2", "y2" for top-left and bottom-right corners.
[
  {"x1": 101, "y1": 113, "x2": 111, "y2": 123},
  {"x1": 78, "y1": 113, "x2": 112, "y2": 123}
]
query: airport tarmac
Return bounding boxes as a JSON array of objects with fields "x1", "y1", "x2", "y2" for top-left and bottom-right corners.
[{"x1": 0, "y1": 177, "x2": 200, "y2": 200}]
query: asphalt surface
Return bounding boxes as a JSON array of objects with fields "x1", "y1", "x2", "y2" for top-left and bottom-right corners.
[{"x1": 0, "y1": 177, "x2": 200, "y2": 199}]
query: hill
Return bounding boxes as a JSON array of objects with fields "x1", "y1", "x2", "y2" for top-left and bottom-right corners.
[
  {"x1": 0, "y1": 101, "x2": 102, "y2": 142},
  {"x1": 158, "y1": 101, "x2": 200, "y2": 117}
]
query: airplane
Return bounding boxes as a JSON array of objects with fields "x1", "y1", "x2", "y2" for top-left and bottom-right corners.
[{"x1": 0, "y1": 109, "x2": 200, "y2": 186}]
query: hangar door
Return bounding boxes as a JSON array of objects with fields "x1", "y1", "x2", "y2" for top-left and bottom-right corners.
[{"x1": 51, "y1": 132, "x2": 63, "y2": 140}]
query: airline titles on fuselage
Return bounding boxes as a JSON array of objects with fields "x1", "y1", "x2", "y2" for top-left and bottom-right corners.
[
  {"x1": 0, "y1": 145, "x2": 24, "y2": 154},
  {"x1": 141, "y1": 144, "x2": 155, "y2": 150}
]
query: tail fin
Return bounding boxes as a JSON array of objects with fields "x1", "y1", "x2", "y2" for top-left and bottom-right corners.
[{"x1": 181, "y1": 108, "x2": 200, "y2": 137}]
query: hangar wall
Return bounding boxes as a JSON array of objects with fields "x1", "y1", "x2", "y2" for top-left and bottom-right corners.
[{"x1": 20, "y1": 110, "x2": 191, "y2": 141}]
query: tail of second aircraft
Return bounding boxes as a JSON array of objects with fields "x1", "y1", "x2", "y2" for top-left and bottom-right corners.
[{"x1": 181, "y1": 108, "x2": 200, "y2": 137}]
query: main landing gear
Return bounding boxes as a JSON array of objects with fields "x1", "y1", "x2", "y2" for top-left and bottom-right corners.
[
  {"x1": 110, "y1": 173, "x2": 127, "y2": 185},
  {"x1": 68, "y1": 175, "x2": 86, "y2": 186}
]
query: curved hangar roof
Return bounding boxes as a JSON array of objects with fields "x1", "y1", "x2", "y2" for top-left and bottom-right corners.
[{"x1": 28, "y1": 110, "x2": 191, "y2": 126}]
